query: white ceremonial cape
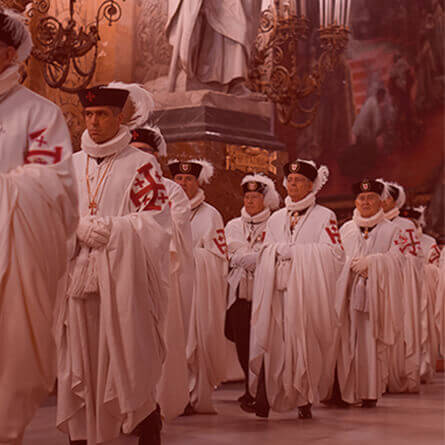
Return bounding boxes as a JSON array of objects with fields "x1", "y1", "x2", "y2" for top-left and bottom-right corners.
[
  {"x1": 437, "y1": 250, "x2": 445, "y2": 359},
  {"x1": 420, "y1": 232, "x2": 441, "y2": 266},
  {"x1": 156, "y1": 178, "x2": 193, "y2": 420},
  {"x1": 55, "y1": 132, "x2": 171, "y2": 444},
  {"x1": 0, "y1": 77, "x2": 78, "y2": 444},
  {"x1": 250, "y1": 203, "x2": 345, "y2": 411},
  {"x1": 418, "y1": 230, "x2": 440, "y2": 382},
  {"x1": 336, "y1": 218, "x2": 403, "y2": 403},
  {"x1": 225, "y1": 207, "x2": 270, "y2": 309},
  {"x1": 167, "y1": 0, "x2": 261, "y2": 85},
  {"x1": 388, "y1": 215, "x2": 424, "y2": 393},
  {"x1": 187, "y1": 192, "x2": 230, "y2": 412}
]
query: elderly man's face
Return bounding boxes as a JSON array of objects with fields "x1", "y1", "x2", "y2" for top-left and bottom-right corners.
[
  {"x1": 287, "y1": 173, "x2": 313, "y2": 202},
  {"x1": 0, "y1": 43, "x2": 16, "y2": 74},
  {"x1": 174, "y1": 174, "x2": 199, "y2": 199},
  {"x1": 244, "y1": 191, "x2": 265, "y2": 217},
  {"x1": 131, "y1": 141, "x2": 158, "y2": 158},
  {"x1": 84, "y1": 106, "x2": 122, "y2": 144},
  {"x1": 381, "y1": 196, "x2": 396, "y2": 213},
  {"x1": 355, "y1": 192, "x2": 382, "y2": 218}
]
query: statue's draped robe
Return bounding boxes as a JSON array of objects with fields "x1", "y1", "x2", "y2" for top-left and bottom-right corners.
[
  {"x1": 56, "y1": 143, "x2": 171, "y2": 444},
  {"x1": 167, "y1": 0, "x2": 262, "y2": 86},
  {"x1": 0, "y1": 84, "x2": 78, "y2": 444},
  {"x1": 250, "y1": 204, "x2": 345, "y2": 410}
]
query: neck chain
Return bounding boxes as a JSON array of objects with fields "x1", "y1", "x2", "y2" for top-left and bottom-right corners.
[{"x1": 85, "y1": 154, "x2": 116, "y2": 215}]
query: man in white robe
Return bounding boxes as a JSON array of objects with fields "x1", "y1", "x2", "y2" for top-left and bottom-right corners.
[
  {"x1": 336, "y1": 179, "x2": 407, "y2": 407},
  {"x1": 166, "y1": 0, "x2": 262, "y2": 93},
  {"x1": 0, "y1": 10, "x2": 78, "y2": 444},
  {"x1": 130, "y1": 124, "x2": 193, "y2": 419},
  {"x1": 168, "y1": 159, "x2": 229, "y2": 414},
  {"x1": 247, "y1": 160, "x2": 345, "y2": 420},
  {"x1": 225, "y1": 174, "x2": 280, "y2": 408},
  {"x1": 55, "y1": 85, "x2": 171, "y2": 445},
  {"x1": 437, "y1": 249, "x2": 445, "y2": 359},
  {"x1": 400, "y1": 206, "x2": 440, "y2": 382},
  {"x1": 379, "y1": 180, "x2": 424, "y2": 393}
]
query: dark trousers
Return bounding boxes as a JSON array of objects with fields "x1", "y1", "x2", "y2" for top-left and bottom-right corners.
[
  {"x1": 225, "y1": 298, "x2": 252, "y2": 394},
  {"x1": 255, "y1": 361, "x2": 270, "y2": 416}
]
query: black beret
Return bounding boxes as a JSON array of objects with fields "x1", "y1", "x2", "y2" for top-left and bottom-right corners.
[
  {"x1": 400, "y1": 207, "x2": 421, "y2": 220},
  {"x1": 352, "y1": 179, "x2": 385, "y2": 196},
  {"x1": 168, "y1": 161, "x2": 202, "y2": 178},
  {"x1": 283, "y1": 160, "x2": 318, "y2": 182},
  {"x1": 131, "y1": 128, "x2": 162, "y2": 152},
  {"x1": 78, "y1": 86, "x2": 129, "y2": 109},
  {"x1": 242, "y1": 181, "x2": 267, "y2": 195}
]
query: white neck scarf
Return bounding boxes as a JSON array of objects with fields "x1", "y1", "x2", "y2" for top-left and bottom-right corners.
[
  {"x1": 353, "y1": 208, "x2": 385, "y2": 228},
  {"x1": 0, "y1": 66, "x2": 19, "y2": 99},
  {"x1": 241, "y1": 207, "x2": 271, "y2": 224},
  {"x1": 81, "y1": 126, "x2": 131, "y2": 158},
  {"x1": 285, "y1": 192, "x2": 316, "y2": 212},
  {"x1": 385, "y1": 207, "x2": 400, "y2": 221},
  {"x1": 190, "y1": 188, "x2": 205, "y2": 210}
]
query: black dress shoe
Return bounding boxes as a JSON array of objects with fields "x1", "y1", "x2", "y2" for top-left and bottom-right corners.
[
  {"x1": 180, "y1": 402, "x2": 197, "y2": 416},
  {"x1": 254, "y1": 403, "x2": 270, "y2": 418},
  {"x1": 298, "y1": 404, "x2": 312, "y2": 419},
  {"x1": 361, "y1": 399, "x2": 377, "y2": 408},
  {"x1": 238, "y1": 392, "x2": 255, "y2": 405},
  {"x1": 134, "y1": 405, "x2": 162, "y2": 445},
  {"x1": 69, "y1": 440, "x2": 87, "y2": 445},
  {"x1": 240, "y1": 399, "x2": 256, "y2": 414}
]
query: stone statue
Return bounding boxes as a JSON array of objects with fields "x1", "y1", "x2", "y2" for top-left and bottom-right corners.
[{"x1": 166, "y1": 0, "x2": 262, "y2": 94}]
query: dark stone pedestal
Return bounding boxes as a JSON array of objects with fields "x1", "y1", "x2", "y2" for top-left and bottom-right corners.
[{"x1": 152, "y1": 91, "x2": 288, "y2": 222}]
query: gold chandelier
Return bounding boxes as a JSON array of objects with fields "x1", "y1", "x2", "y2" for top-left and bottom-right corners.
[
  {"x1": 29, "y1": 0, "x2": 125, "y2": 93},
  {"x1": 249, "y1": 0, "x2": 352, "y2": 128}
]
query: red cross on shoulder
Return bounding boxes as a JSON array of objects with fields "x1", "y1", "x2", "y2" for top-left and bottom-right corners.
[
  {"x1": 86, "y1": 91, "x2": 96, "y2": 102},
  {"x1": 130, "y1": 162, "x2": 168, "y2": 212}
]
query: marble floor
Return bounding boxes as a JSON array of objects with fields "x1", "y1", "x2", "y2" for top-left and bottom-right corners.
[{"x1": 25, "y1": 375, "x2": 445, "y2": 445}]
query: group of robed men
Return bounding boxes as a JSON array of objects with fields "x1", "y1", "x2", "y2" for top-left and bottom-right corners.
[{"x1": 1, "y1": 8, "x2": 444, "y2": 445}]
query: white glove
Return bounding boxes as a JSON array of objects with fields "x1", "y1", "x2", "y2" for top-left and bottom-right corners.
[
  {"x1": 351, "y1": 256, "x2": 369, "y2": 278},
  {"x1": 239, "y1": 252, "x2": 259, "y2": 272},
  {"x1": 77, "y1": 216, "x2": 112, "y2": 249},
  {"x1": 277, "y1": 243, "x2": 293, "y2": 260}
]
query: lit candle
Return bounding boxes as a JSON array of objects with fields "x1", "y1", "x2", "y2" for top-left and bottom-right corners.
[
  {"x1": 335, "y1": 0, "x2": 340, "y2": 24},
  {"x1": 340, "y1": 0, "x2": 345, "y2": 25},
  {"x1": 325, "y1": 0, "x2": 329, "y2": 26},
  {"x1": 326, "y1": 0, "x2": 332, "y2": 25},
  {"x1": 301, "y1": 0, "x2": 306, "y2": 16},
  {"x1": 319, "y1": 0, "x2": 323, "y2": 26},
  {"x1": 346, "y1": 0, "x2": 352, "y2": 26}
]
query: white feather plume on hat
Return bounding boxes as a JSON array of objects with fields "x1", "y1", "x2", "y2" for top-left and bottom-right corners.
[
  {"x1": 377, "y1": 178, "x2": 405, "y2": 207},
  {"x1": 1, "y1": 8, "x2": 32, "y2": 63},
  {"x1": 107, "y1": 81, "x2": 155, "y2": 129},
  {"x1": 241, "y1": 173, "x2": 280, "y2": 210},
  {"x1": 282, "y1": 159, "x2": 329, "y2": 194},
  {"x1": 168, "y1": 158, "x2": 215, "y2": 185},
  {"x1": 414, "y1": 205, "x2": 427, "y2": 227}
]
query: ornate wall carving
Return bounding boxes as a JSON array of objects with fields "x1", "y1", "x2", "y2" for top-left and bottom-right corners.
[{"x1": 133, "y1": 0, "x2": 171, "y2": 84}]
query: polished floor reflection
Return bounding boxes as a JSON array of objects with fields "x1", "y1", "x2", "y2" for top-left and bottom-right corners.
[{"x1": 25, "y1": 375, "x2": 445, "y2": 445}]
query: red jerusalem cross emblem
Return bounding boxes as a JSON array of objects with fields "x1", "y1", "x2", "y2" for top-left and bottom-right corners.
[
  {"x1": 25, "y1": 128, "x2": 63, "y2": 165},
  {"x1": 130, "y1": 162, "x2": 168, "y2": 212},
  {"x1": 325, "y1": 219, "x2": 344, "y2": 249},
  {"x1": 213, "y1": 229, "x2": 228, "y2": 257}
]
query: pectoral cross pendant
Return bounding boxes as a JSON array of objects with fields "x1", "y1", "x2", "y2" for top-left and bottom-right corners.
[
  {"x1": 364, "y1": 227, "x2": 369, "y2": 239},
  {"x1": 89, "y1": 200, "x2": 98, "y2": 215}
]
